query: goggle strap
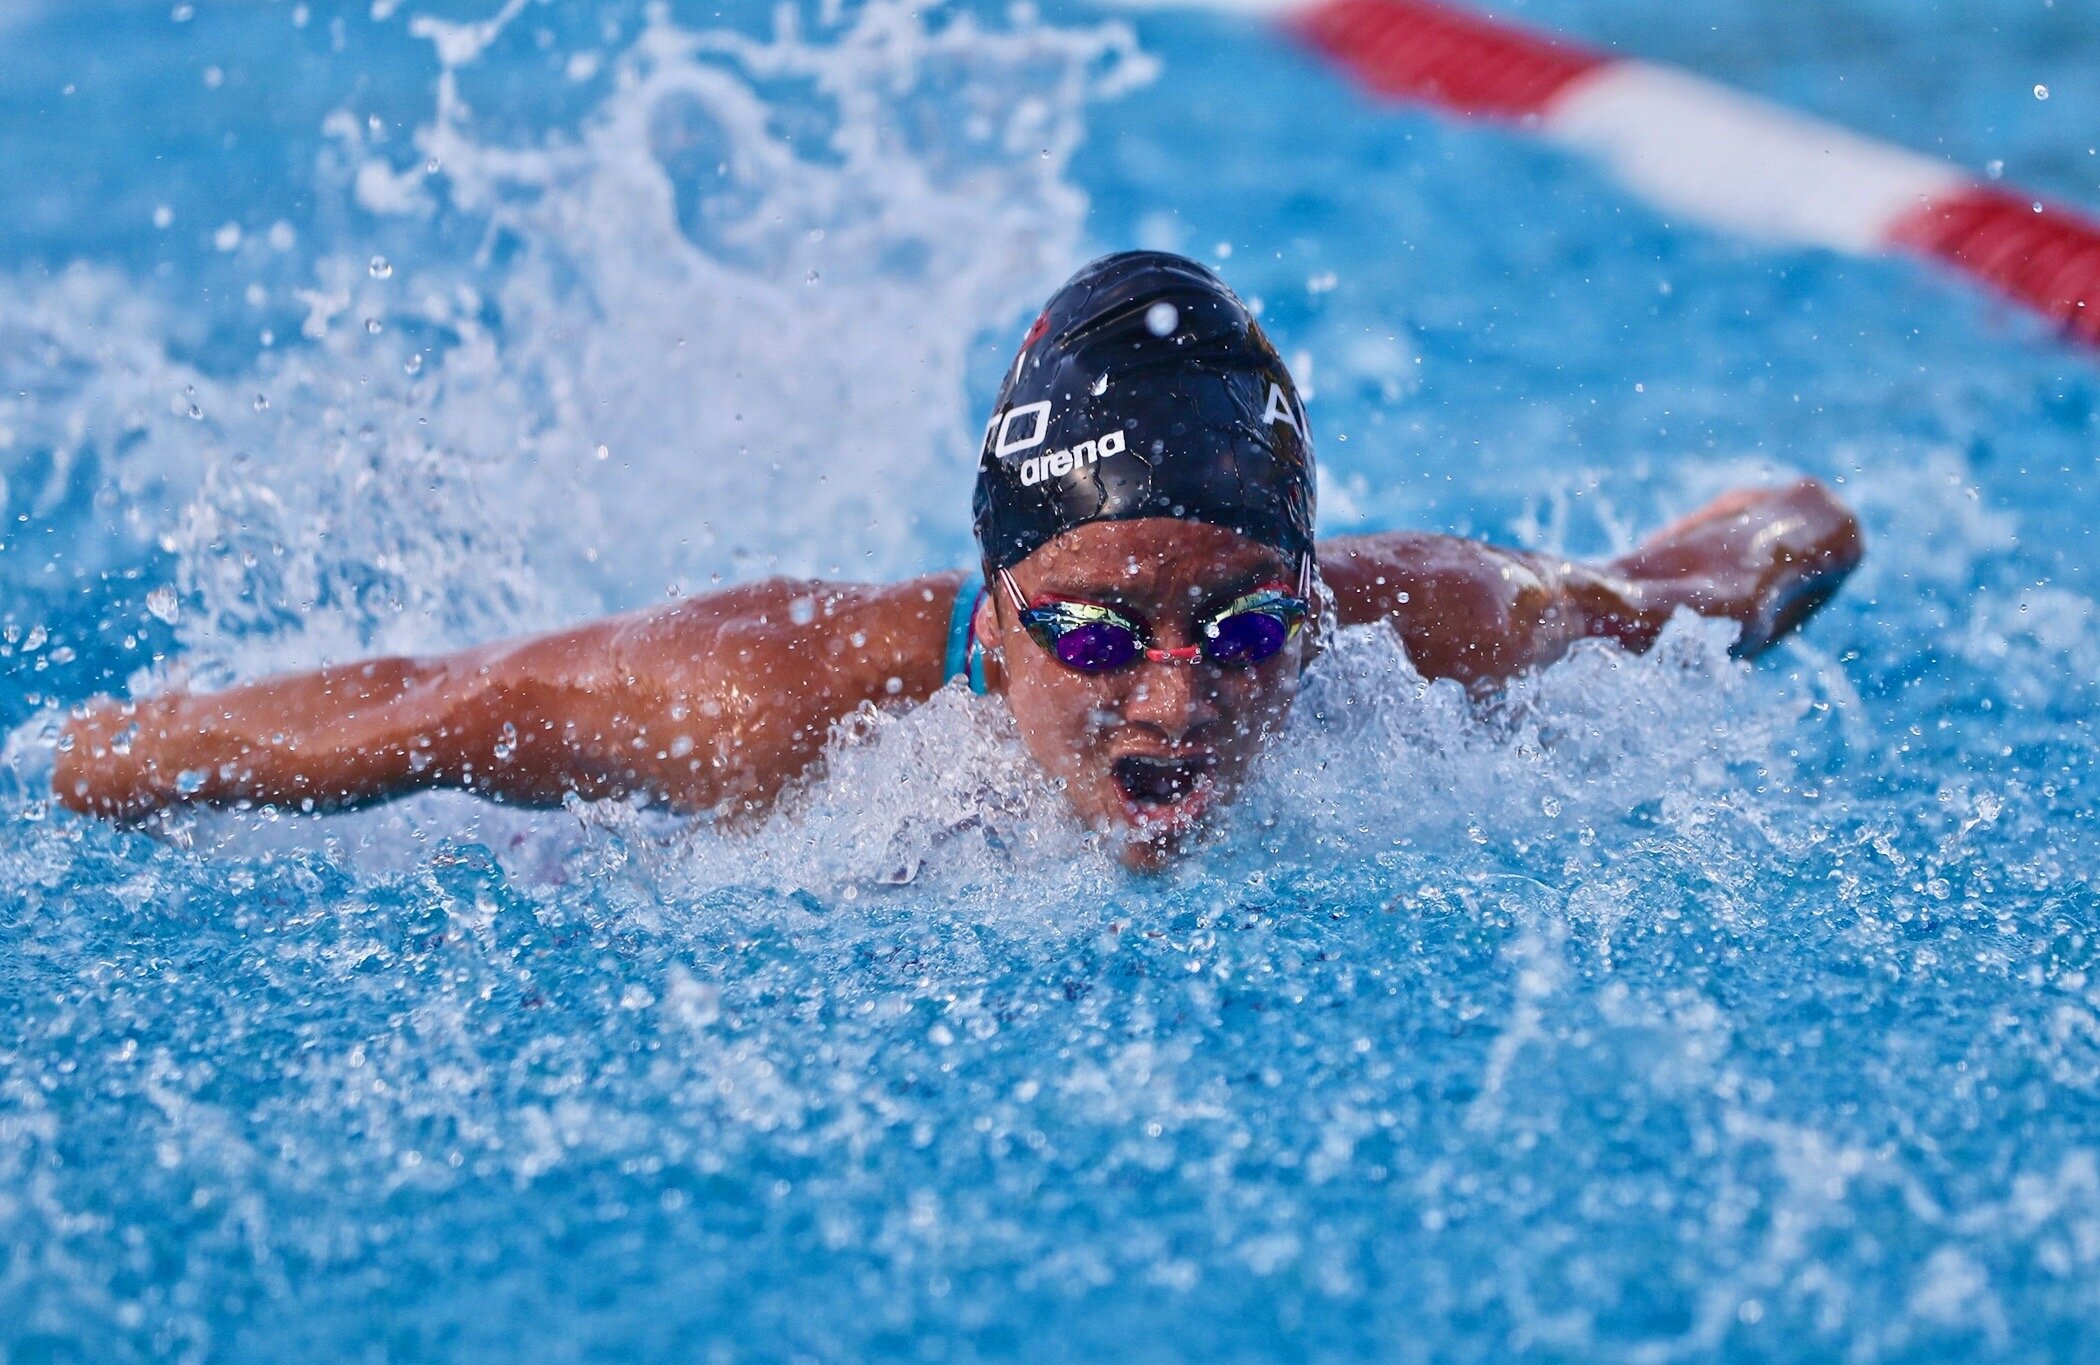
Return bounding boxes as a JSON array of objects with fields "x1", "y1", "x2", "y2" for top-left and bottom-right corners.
[{"x1": 996, "y1": 567, "x2": 1030, "y2": 619}]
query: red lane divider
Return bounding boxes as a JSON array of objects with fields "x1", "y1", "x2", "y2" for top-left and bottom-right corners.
[
  {"x1": 1889, "y1": 188, "x2": 2100, "y2": 345},
  {"x1": 1291, "y1": 0, "x2": 1603, "y2": 118},
  {"x1": 1274, "y1": 0, "x2": 2100, "y2": 349}
]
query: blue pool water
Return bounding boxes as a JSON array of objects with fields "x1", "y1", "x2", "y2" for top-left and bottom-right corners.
[{"x1": 4, "y1": 0, "x2": 2100, "y2": 1357}]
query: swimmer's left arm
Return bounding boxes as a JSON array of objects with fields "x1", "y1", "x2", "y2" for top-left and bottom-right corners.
[{"x1": 1320, "y1": 477, "x2": 1863, "y2": 686}]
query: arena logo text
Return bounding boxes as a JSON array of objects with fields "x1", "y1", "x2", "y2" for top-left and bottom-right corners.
[{"x1": 1019, "y1": 429, "x2": 1127, "y2": 487}]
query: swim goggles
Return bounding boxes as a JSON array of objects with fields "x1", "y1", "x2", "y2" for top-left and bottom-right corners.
[{"x1": 995, "y1": 559, "x2": 1313, "y2": 674}]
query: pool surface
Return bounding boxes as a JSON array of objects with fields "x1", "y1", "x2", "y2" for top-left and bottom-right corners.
[{"x1": 4, "y1": 0, "x2": 2100, "y2": 1357}]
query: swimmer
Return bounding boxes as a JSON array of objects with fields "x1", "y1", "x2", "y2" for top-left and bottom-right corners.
[{"x1": 53, "y1": 251, "x2": 1863, "y2": 869}]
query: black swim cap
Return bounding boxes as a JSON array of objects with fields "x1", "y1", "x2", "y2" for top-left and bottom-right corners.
[{"x1": 972, "y1": 251, "x2": 1315, "y2": 573}]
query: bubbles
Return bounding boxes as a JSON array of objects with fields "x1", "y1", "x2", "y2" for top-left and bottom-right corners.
[{"x1": 1145, "y1": 300, "x2": 1178, "y2": 336}]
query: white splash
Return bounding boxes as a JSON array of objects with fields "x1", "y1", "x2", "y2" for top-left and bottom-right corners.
[{"x1": 1, "y1": 0, "x2": 1153, "y2": 694}]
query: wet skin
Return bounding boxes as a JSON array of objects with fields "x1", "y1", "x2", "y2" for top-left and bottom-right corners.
[{"x1": 54, "y1": 478, "x2": 1863, "y2": 868}]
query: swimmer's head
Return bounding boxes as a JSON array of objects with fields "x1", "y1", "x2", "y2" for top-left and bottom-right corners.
[
  {"x1": 972, "y1": 250, "x2": 1315, "y2": 573},
  {"x1": 971, "y1": 252, "x2": 1318, "y2": 869}
]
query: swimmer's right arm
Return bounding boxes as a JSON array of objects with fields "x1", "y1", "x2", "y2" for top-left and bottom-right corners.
[{"x1": 53, "y1": 573, "x2": 964, "y2": 823}]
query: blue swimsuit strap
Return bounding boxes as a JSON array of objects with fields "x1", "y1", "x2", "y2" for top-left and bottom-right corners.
[{"x1": 944, "y1": 569, "x2": 989, "y2": 695}]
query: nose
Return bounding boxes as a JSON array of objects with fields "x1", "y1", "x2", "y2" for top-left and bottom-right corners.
[{"x1": 1118, "y1": 655, "x2": 1220, "y2": 742}]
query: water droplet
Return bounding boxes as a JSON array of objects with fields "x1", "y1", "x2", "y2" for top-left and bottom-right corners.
[
  {"x1": 492, "y1": 722, "x2": 518, "y2": 762},
  {"x1": 145, "y1": 586, "x2": 181, "y2": 625},
  {"x1": 110, "y1": 724, "x2": 138, "y2": 756},
  {"x1": 176, "y1": 769, "x2": 207, "y2": 796},
  {"x1": 369, "y1": 255, "x2": 392, "y2": 279},
  {"x1": 252, "y1": 393, "x2": 269, "y2": 411},
  {"x1": 404, "y1": 353, "x2": 423, "y2": 375},
  {"x1": 1145, "y1": 301, "x2": 1178, "y2": 337},
  {"x1": 805, "y1": 270, "x2": 821, "y2": 284},
  {"x1": 365, "y1": 317, "x2": 382, "y2": 334},
  {"x1": 187, "y1": 404, "x2": 203, "y2": 420},
  {"x1": 1089, "y1": 373, "x2": 1109, "y2": 396},
  {"x1": 1986, "y1": 159, "x2": 2006, "y2": 179},
  {"x1": 2035, "y1": 84, "x2": 2050, "y2": 100}
]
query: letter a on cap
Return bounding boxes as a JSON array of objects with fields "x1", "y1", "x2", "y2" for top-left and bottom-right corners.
[{"x1": 1262, "y1": 382, "x2": 1306, "y2": 445}]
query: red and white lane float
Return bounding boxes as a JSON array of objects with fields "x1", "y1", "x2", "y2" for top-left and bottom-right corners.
[{"x1": 1174, "y1": 0, "x2": 2100, "y2": 346}]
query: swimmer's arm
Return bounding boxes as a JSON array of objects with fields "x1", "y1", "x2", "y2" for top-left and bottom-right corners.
[
  {"x1": 1320, "y1": 478, "x2": 1863, "y2": 686},
  {"x1": 53, "y1": 573, "x2": 962, "y2": 822}
]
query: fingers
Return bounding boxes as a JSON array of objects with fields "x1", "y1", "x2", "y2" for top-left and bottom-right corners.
[{"x1": 53, "y1": 699, "x2": 143, "y2": 817}]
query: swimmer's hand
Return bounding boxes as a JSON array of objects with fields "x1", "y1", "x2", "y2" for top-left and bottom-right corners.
[
  {"x1": 54, "y1": 695, "x2": 170, "y2": 823},
  {"x1": 1321, "y1": 478, "x2": 1863, "y2": 686},
  {"x1": 1604, "y1": 477, "x2": 1865, "y2": 657}
]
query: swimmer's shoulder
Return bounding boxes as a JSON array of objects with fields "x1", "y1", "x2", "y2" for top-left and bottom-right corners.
[
  {"x1": 595, "y1": 570, "x2": 971, "y2": 703},
  {"x1": 1319, "y1": 530, "x2": 1531, "y2": 622}
]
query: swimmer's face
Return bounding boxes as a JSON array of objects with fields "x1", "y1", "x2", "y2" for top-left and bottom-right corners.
[{"x1": 977, "y1": 518, "x2": 1311, "y2": 872}]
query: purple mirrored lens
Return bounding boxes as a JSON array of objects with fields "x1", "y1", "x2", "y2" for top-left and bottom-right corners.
[
  {"x1": 1203, "y1": 611, "x2": 1288, "y2": 666},
  {"x1": 1054, "y1": 622, "x2": 1142, "y2": 672}
]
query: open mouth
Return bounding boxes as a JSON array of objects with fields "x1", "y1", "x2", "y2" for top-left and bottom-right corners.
[{"x1": 1110, "y1": 753, "x2": 1217, "y2": 833}]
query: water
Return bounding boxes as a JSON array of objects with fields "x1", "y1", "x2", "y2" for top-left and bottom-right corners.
[{"x1": 3, "y1": 0, "x2": 2099, "y2": 1357}]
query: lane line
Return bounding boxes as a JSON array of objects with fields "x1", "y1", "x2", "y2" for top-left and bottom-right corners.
[{"x1": 1167, "y1": 0, "x2": 2100, "y2": 346}]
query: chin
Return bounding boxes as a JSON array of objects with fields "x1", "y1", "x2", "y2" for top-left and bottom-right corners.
[
  {"x1": 1115, "y1": 833, "x2": 1177, "y2": 873},
  {"x1": 1106, "y1": 799, "x2": 1210, "y2": 872}
]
